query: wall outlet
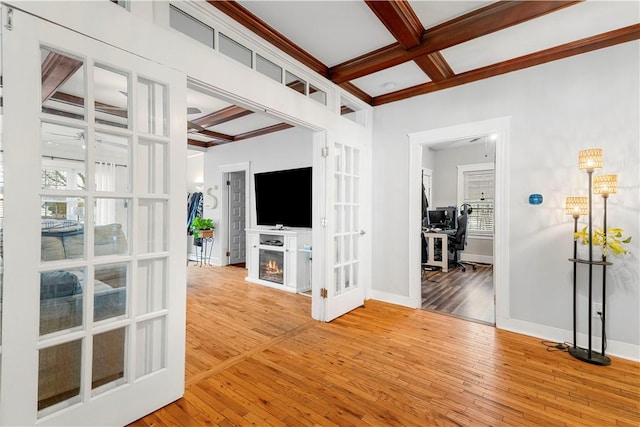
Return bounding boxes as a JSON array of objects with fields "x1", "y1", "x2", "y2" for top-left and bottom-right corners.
[{"x1": 593, "y1": 303, "x2": 603, "y2": 318}]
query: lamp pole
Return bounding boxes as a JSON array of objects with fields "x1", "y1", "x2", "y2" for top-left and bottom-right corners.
[{"x1": 587, "y1": 169, "x2": 593, "y2": 359}]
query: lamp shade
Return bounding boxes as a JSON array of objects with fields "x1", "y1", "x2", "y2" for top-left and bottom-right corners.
[
  {"x1": 565, "y1": 196, "x2": 588, "y2": 216},
  {"x1": 593, "y1": 174, "x2": 617, "y2": 196},
  {"x1": 578, "y1": 148, "x2": 603, "y2": 171}
]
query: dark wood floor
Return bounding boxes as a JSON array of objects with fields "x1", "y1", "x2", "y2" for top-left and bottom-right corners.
[
  {"x1": 129, "y1": 264, "x2": 640, "y2": 427},
  {"x1": 422, "y1": 263, "x2": 494, "y2": 325}
]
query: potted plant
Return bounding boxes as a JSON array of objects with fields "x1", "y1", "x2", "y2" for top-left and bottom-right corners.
[
  {"x1": 574, "y1": 226, "x2": 632, "y2": 258},
  {"x1": 191, "y1": 217, "x2": 215, "y2": 245}
]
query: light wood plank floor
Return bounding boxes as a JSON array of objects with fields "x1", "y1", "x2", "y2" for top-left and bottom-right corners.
[
  {"x1": 130, "y1": 265, "x2": 640, "y2": 426},
  {"x1": 422, "y1": 263, "x2": 494, "y2": 325}
]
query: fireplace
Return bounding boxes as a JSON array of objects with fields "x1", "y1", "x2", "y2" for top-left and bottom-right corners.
[{"x1": 259, "y1": 249, "x2": 284, "y2": 284}]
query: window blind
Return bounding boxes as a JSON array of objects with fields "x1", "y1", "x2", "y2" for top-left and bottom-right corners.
[{"x1": 463, "y1": 169, "x2": 494, "y2": 233}]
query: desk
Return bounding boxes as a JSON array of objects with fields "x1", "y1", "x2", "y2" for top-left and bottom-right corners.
[{"x1": 423, "y1": 231, "x2": 449, "y2": 272}]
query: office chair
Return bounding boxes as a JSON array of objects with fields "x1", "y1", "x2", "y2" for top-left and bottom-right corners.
[{"x1": 448, "y1": 203, "x2": 477, "y2": 272}]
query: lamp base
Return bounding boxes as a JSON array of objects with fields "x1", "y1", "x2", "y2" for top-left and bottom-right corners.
[{"x1": 568, "y1": 346, "x2": 611, "y2": 366}]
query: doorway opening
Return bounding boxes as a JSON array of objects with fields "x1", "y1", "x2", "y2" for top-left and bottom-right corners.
[
  {"x1": 420, "y1": 136, "x2": 495, "y2": 324},
  {"x1": 409, "y1": 118, "x2": 510, "y2": 327}
]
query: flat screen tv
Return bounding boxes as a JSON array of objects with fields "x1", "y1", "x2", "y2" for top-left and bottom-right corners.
[{"x1": 254, "y1": 167, "x2": 312, "y2": 228}]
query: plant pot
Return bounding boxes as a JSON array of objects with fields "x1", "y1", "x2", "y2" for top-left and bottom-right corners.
[{"x1": 200, "y1": 229, "x2": 214, "y2": 239}]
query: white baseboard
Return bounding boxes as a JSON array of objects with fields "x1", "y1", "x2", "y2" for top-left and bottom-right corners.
[
  {"x1": 460, "y1": 253, "x2": 493, "y2": 264},
  {"x1": 499, "y1": 316, "x2": 639, "y2": 362},
  {"x1": 369, "y1": 290, "x2": 417, "y2": 309}
]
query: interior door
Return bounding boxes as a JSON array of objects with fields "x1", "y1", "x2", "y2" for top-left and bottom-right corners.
[
  {"x1": 1, "y1": 8, "x2": 186, "y2": 425},
  {"x1": 323, "y1": 140, "x2": 365, "y2": 321},
  {"x1": 228, "y1": 171, "x2": 246, "y2": 265}
]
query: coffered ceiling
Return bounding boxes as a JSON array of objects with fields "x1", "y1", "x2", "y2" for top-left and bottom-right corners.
[{"x1": 185, "y1": 0, "x2": 638, "y2": 148}]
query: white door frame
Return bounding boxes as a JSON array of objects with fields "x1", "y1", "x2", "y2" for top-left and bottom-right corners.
[
  {"x1": 408, "y1": 117, "x2": 511, "y2": 328},
  {"x1": 218, "y1": 162, "x2": 250, "y2": 266}
]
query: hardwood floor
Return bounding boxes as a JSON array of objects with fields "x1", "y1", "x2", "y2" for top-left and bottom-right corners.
[
  {"x1": 130, "y1": 264, "x2": 640, "y2": 426},
  {"x1": 422, "y1": 263, "x2": 494, "y2": 325}
]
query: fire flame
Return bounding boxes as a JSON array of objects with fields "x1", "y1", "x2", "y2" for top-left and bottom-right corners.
[{"x1": 265, "y1": 259, "x2": 283, "y2": 274}]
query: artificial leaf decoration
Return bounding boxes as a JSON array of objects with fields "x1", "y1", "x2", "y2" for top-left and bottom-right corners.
[{"x1": 574, "y1": 226, "x2": 632, "y2": 256}]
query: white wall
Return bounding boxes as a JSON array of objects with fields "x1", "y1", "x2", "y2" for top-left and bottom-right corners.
[
  {"x1": 372, "y1": 42, "x2": 640, "y2": 358},
  {"x1": 203, "y1": 127, "x2": 313, "y2": 264}
]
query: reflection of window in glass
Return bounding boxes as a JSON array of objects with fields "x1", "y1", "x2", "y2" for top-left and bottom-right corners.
[
  {"x1": 96, "y1": 132, "x2": 130, "y2": 193},
  {"x1": 94, "y1": 64, "x2": 129, "y2": 129},
  {"x1": 219, "y1": 33, "x2": 253, "y2": 68},
  {"x1": 41, "y1": 47, "x2": 85, "y2": 120},
  {"x1": 41, "y1": 122, "x2": 86, "y2": 190},
  {"x1": 285, "y1": 71, "x2": 306, "y2": 95}
]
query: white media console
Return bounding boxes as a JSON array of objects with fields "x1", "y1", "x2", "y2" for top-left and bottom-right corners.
[{"x1": 245, "y1": 228, "x2": 312, "y2": 293}]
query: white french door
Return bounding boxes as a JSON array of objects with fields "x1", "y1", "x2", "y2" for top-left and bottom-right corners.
[
  {"x1": 322, "y1": 139, "x2": 365, "y2": 321},
  {"x1": 1, "y1": 7, "x2": 186, "y2": 426}
]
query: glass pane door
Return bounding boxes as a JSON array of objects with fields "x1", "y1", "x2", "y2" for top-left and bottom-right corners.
[{"x1": 0, "y1": 8, "x2": 186, "y2": 425}]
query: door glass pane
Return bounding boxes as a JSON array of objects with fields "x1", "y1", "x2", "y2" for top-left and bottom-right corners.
[
  {"x1": 335, "y1": 144, "x2": 342, "y2": 172},
  {"x1": 137, "y1": 258, "x2": 167, "y2": 315},
  {"x1": 353, "y1": 148, "x2": 360, "y2": 175},
  {"x1": 344, "y1": 147, "x2": 352, "y2": 174},
  {"x1": 94, "y1": 262, "x2": 127, "y2": 322},
  {"x1": 334, "y1": 236, "x2": 341, "y2": 264},
  {"x1": 95, "y1": 132, "x2": 131, "y2": 193},
  {"x1": 136, "y1": 317, "x2": 166, "y2": 378},
  {"x1": 41, "y1": 47, "x2": 85, "y2": 120},
  {"x1": 41, "y1": 197, "x2": 85, "y2": 262},
  {"x1": 344, "y1": 235, "x2": 351, "y2": 262},
  {"x1": 94, "y1": 64, "x2": 129, "y2": 129},
  {"x1": 38, "y1": 339, "x2": 82, "y2": 411},
  {"x1": 92, "y1": 327, "x2": 126, "y2": 392},
  {"x1": 94, "y1": 199, "x2": 130, "y2": 256},
  {"x1": 138, "y1": 139, "x2": 168, "y2": 194},
  {"x1": 334, "y1": 205, "x2": 342, "y2": 234},
  {"x1": 334, "y1": 267, "x2": 341, "y2": 294},
  {"x1": 41, "y1": 122, "x2": 86, "y2": 190},
  {"x1": 345, "y1": 176, "x2": 351, "y2": 202},
  {"x1": 344, "y1": 264, "x2": 351, "y2": 289},
  {"x1": 137, "y1": 199, "x2": 167, "y2": 253},
  {"x1": 335, "y1": 174, "x2": 342, "y2": 203},
  {"x1": 137, "y1": 77, "x2": 167, "y2": 137},
  {"x1": 40, "y1": 268, "x2": 84, "y2": 336}
]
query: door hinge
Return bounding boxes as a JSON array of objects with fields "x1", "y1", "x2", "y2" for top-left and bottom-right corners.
[
  {"x1": 226, "y1": 251, "x2": 231, "y2": 257},
  {"x1": 321, "y1": 217, "x2": 328, "y2": 228},
  {"x1": 5, "y1": 8, "x2": 13, "y2": 31},
  {"x1": 226, "y1": 180, "x2": 231, "y2": 186},
  {"x1": 320, "y1": 288, "x2": 328, "y2": 298},
  {"x1": 321, "y1": 146, "x2": 329, "y2": 158}
]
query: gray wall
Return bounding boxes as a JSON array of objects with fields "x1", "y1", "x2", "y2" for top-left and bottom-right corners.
[{"x1": 371, "y1": 42, "x2": 640, "y2": 352}]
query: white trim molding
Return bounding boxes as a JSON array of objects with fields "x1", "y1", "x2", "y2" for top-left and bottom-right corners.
[{"x1": 407, "y1": 117, "x2": 511, "y2": 325}]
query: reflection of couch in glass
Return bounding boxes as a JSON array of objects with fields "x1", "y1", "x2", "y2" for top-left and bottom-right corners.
[{"x1": 39, "y1": 221, "x2": 127, "y2": 410}]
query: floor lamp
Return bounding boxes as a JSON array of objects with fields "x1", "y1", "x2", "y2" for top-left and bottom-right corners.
[
  {"x1": 593, "y1": 174, "x2": 617, "y2": 356},
  {"x1": 568, "y1": 148, "x2": 612, "y2": 366},
  {"x1": 565, "y1": 196, "x2": 588, "y2": 351}
]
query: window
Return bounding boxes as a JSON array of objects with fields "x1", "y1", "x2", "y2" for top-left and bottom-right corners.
[
  {"x1": 457, "y1": 163, "x2": 494, "y2": 234},
  {"x1": 169, "y1": 5, "x2": 214, "y2": 49}
]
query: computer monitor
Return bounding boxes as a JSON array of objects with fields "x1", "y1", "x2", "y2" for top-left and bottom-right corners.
[
  {"x1": 427, "y1": 210, "x2": 447, "y2": 227},
  {"x1": 435, "y1": 206, "x2": 458, "y2": 229}
]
